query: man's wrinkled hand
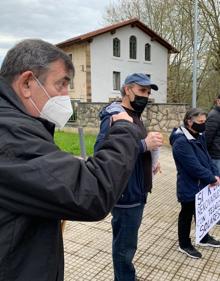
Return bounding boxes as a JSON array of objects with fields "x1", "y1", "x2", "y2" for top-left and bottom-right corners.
[
  {"x1": 145, "y1": 132, "x2": 163, "y2": 151},
  {"x1": 112, "y1": 112, "x2": 133, "y2": 124}
]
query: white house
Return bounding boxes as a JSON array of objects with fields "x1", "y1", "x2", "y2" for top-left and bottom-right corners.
[{"x1": 56, "y1": 18, "x2": 178, "y2": 103}]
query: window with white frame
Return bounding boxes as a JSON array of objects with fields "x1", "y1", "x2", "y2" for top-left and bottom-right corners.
[
  {"x1": 113, "y1": 71, "x2": 121, "y2": 90},
  {"x1": 129, "y1": 36, "x2": 137, "y2": 59},
  {"x1": 145, "y1": 43, "x2": 151, "y2": 61},
  {"x1": 113, "y1": 38, "x2": 120, "y2": 57}
]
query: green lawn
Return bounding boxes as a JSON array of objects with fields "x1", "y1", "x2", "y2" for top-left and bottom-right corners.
[{"x1": 54, "y1": 131, "x2": 97, "y2": 156}]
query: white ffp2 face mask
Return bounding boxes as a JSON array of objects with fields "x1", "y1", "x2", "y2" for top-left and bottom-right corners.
[
  {"x1": 31, "y1": 76, "x2": 73, "y2": 128},
  {"x1": 40, "y1": 95, "x2": 73, "y2": 128}
]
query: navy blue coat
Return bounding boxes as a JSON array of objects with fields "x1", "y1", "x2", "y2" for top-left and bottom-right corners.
[{"x1": 170, "y1": 126, "x2": 219, "y2": 202}]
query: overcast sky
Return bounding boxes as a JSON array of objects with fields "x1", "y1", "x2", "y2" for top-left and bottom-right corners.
[{"x1": 0, "y1": 0, "x2": 112, "y2": 65}]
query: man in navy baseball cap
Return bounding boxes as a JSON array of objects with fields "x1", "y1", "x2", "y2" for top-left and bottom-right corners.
[
  {"x1": 123, "y1": 73, "x2": 158, "y2": 91},
  {"x1": 120, "y1": 73, "x2": 158, "y2": 114},
  {"x1": 94, "y1": 72, "x2": 162, "y2": 280}
]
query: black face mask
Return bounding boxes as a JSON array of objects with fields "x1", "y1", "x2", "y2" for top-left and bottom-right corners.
[
  {"x1": 130, "y1": 95, "x2": 149, "y2": 113},
  {"x1": 191, "y1": 122, "x2": 206, "y2": 133}
]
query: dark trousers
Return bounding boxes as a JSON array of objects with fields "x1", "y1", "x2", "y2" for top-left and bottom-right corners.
[
  {"x1": 111, "y1": 204, "x2": 145, "y2": 281},
  {"x1": 178, "y1": 200, "x2": 209, "y2": 248}
]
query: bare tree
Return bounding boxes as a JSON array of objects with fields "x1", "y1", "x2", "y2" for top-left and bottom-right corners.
[{"x1": 103, "y1": 0, "x2": 220, "y2": 109}]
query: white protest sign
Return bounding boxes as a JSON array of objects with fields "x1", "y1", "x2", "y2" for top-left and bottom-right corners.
[{"x1": 195, "y1": 184, "x2": 220, "y2": 244}]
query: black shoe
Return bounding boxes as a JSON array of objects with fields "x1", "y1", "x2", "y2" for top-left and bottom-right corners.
[
  {"x1": 178, "y1": 245, "x2": 202, "y2": 259},
  {"x1": 217, "y1": 221, "x2": 220, "y2": 225},
  {"x1": 199, "y1": 235, "x2": 220, "y2": 248}
]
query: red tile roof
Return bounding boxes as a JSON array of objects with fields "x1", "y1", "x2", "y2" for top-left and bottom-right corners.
[{"x1": 56, "y1": 18, "x2": 178, "y2": 53}]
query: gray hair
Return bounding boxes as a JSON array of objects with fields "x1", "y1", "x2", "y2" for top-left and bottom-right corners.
[
  {"x1": 183, "y1": 108, "x2": 207, "y2": 127},
  {"x1": 120, "y1": 86, "x2": 126, "y2": 97},
  {"x1": 120, "y1": 83, "x2": 134, "y2": 97},
  {"x1": 0, "y1": 39, "x2": 74, "y2": 84}
]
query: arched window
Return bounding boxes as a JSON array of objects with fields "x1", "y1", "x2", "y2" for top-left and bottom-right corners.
[
  {"x1": 145, "y1": 43, "x2": 151, "y2": 61},
  {"x1": 113, "y1": 38, "x2": 120, "y2": 57},
  {"x1": 129, "y1": 36, "x2": 137, "y2": 59}
]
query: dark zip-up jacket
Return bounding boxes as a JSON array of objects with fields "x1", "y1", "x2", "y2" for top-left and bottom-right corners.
[
  {"x1": 170, "y1": 126, "x2": 218, "y2": 202},
  {"x1": 205, "y1": 106, "x2": 220, "y2": 159},
  {"x1": 94, "y1": 102, "x2": 152, "y2": 207},
  {"x1": 0, "y1": 77, "x2": 140, "y2": 281}
]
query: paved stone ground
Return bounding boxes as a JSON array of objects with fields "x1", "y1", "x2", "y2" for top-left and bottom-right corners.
[{"x1": 63, "y1": 146, "x2": 220, "y2": 281}]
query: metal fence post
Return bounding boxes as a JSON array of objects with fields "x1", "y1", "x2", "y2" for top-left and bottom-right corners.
[{"x1": 78, "y1": 127, "x2": 87, "y2": 160}]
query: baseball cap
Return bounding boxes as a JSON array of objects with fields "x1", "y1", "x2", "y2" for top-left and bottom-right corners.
[{"x1": 123, "y1": 73, "x2": 158, "y2": 91}]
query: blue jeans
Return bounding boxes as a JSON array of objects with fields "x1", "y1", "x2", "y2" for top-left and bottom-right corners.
[
  {"x1": 111, "y1": 204, "x2": 145, "y2": 281},
  {"x1": 212, "y1": 159, "x2": 220, "y2": 174}
]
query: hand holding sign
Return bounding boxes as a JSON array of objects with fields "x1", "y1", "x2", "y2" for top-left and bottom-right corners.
[
  {"x1": 196, "y1": 184, "x2": 220, "y2": 243},
  {"x1": 209, "y1": 176, "x2": 220, "y2": 187}
]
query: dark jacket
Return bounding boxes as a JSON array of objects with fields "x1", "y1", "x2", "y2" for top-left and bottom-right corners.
[
  {"x1": 0, "y1": 78, "x2": 140, "y2": 281},
  {"x1": 205, "y1": 106, "x2": 220, "y2": 159},
  {"x1": 170, "y1": 126, "x2": 218, "y2": 202},
  {"x1": 94, "y1": 102, "x2": 152, "y2": 207}
]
